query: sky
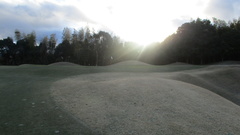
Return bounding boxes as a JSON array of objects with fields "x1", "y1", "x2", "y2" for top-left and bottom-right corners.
[{"x1": 1, "y1": 0, "x2": 240, "y2": 45}]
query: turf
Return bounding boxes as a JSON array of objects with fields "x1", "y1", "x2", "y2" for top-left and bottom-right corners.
[{"x1": 0, "y1": 64, "x2": 205, "y2": 135}]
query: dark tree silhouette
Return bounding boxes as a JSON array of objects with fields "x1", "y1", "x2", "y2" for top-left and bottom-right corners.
[
  {"x1": 0, "y1": 37, "x2": 15, "y2": 65},
  {"x1": 1, "y1": 17, "x2": 240, "y2": 65}
]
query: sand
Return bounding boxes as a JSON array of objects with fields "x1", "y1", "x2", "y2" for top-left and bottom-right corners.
[{"x1": 50, "y1": 64, "x2": 240, "y2": 135}]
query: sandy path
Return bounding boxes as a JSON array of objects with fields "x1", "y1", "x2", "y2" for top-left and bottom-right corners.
[{"x1": 51, "y1": 67, "x2": 240, "y2": 135}]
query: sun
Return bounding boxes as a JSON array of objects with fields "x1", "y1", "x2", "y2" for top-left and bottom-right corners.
[
  {"x1": 112, "y1": 19, "x2": 175, "y2": 45},
  {"x1": 78, "y1": 0, "x2": 209, "y2": 46},
  {"x1": 78, "y1": 0, "x2": 174, "y2": 45},
  {"x1": 105, "y1": 0, "x2": 176, "y2": 45}
]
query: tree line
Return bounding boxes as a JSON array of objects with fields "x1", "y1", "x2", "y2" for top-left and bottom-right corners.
[
  {"x1": 140, "y1": 17, "x2": 240, "y2": 65},
  {"x1": 0, "y1": 27, "x2": 140, "y2": 66},
  {"x1": 1, "y1": 17, "x2": 240, "y2": 65}
]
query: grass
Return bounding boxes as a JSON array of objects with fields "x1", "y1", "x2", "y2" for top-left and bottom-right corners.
[{"x1": 0, "y1": 64, "x2": 204, "y2": 135}]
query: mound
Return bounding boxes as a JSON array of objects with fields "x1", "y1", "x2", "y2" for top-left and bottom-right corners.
[
  {"x1": 48, "y1": 62, "x2": 79, "y2": 66},
  {"x1": 111, "y1": 60, "x2": 151, "y2": 66},
  {"x1": 168, "y1": 62, "x2": 190, "y2": 65},
  {"x1": 19, "y1": 64, "x2": 36, "y2": 67},
  {"x1": 214, "y1": 61, "x2": 240, "y2": 65},
  {"x1": 51, "y1": 72, "x2": 240, "y2": 135},
  {"x1": 164, "y1": 65, "x2": 240, "y2": 105}
]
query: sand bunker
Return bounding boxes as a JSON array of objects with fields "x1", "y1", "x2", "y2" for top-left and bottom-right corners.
[{"x1": 51, "y1": 69, "x2": 240, "y2": 135}]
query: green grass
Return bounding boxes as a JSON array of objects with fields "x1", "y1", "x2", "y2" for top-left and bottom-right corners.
[{"x1": 0, "y1": 64, "x2": 205, "y2": 135}]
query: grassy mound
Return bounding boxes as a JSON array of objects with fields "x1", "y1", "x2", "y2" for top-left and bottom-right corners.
[
  {"x1": 110, "y1": 60, "x2": 151, "y2": 66},
  {"x1": 165, "y1": 65, "x2": 240, "y2": 105},
  {"x1": 1, "y1": 64, "x2": 239, "y2": 135},
  {"x1": 48, "y1": 62, "x2": 79, "y2": 66},
  {"x1": 213, "y1": 61, "x2": 240, "y2": 65},
  {"x1": 167, "y1": 62, "x2": 191, "y2": 65}
]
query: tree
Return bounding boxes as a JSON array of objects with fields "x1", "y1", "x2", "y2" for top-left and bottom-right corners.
[
  {"x1": 78, "y1": 28, "x2": 85, "y2": 42},
  {"x1": 25, "y1": 31, "x2": 36, "y2": 49},
  {"x1": 111, "y1": 36, "x2": 124, "y2": 63},
  {"x1": 85, "y1": 26, "x2": 91, "y2": 40},
  {"x1": 55, "y1": 40, "x2": 72, "y2": 62},
  {"x1": 55, "y1": 28, "x2": 73, "y2": 62},
  {"x1": 0, "y1": 37, "x2": 15, "y2": 65},
  {"x1": 62, "y1": 27, "x2": 71, "y2": 42},
  {"x1": 2, "y1": 17, "x2": 240, "y2": 65},
  {"x1": 91, "y1": 31, "x2": 114, "y2": 65},
  {"x1": 71, "y1": 29, "x2": 78, "y2": 46},
  {"x1": 48, "y1": 34, "x2": 57, "y2": 54},
  {"x1": 39, "y1": 36, "x2": 49, "y2": 64},
  {"x1": 212, "y1": 17, "x2": 227, "y2": 28},
  {"x1": 152, "y1": 18, "x2": 220, "y2": 65},
  {"x1": 13, "y1": 31, "x2": 37, "y2": 64},
  {"x1": 14, "y1": 29, "x2": 22, "y2": 41}
]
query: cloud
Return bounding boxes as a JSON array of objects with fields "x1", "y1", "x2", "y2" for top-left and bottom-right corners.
[
  {"x1": 171, "y1": 17, "x2": 193, "y2": 28},
  {"x1": 205, "y1": 0, "x2": 240, "y2": 21},
  {"x1": 1, "y1": 0, "x2": 240, "y2": 44},
  {"x1": 0, "y1": 1, "x2": 94, "y2": 42}
]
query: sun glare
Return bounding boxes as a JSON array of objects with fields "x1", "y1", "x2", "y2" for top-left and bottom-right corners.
[
  {"x1": 77, "y1": 0, "x2": 210, "y2": 45},
  {"x1": 107, "y1": 0, "x2": 176, "y2": 45}
]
